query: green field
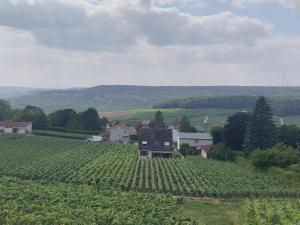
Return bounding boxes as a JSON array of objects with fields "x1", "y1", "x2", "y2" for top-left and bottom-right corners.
[
  {"x1": 102, "y1": 108, "x2": 296, "y2": 131},
  {"x1": 1, "y1": 134, "x2": 299, "y2": 224},
  {"x1": 103, "y1": 108, "x2": 239, "y2": 131}
]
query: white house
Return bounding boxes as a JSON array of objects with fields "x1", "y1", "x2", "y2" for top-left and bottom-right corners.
[
  {"x1": 108, "y1": 124, "x2": 137, "y2": 143},
  {"x1": 0, "y1": 121, "x2": 32, "y2": 134},
  {"x1": 176, "y1": 132, "x2": 213, "y2": 158}
]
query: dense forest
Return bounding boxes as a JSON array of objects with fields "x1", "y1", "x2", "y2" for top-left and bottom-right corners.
[{"x1": 154, "y1": 96, "x2": 300, "y2": 117}]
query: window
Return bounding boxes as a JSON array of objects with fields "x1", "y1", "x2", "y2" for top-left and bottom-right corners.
[
  {"x1": 195, "y1": 140, "x2": 199, "y2": 143},
  {"x1": 142, "y1": 141, "x2": 147, "y2": 145},
  {"x1": 164, "y1": 142, "x2": 170, "y2": 146}
]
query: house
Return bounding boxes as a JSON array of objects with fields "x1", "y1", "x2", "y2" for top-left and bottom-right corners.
[
  {"x1": 176, "y1": 132, "x2": 213, "y2": 158},
  {"x1": 108, "y1": 124, "x2": 137, "y2": 143},
  {"x1": 0, "y1": 121, "x2": 32, "y2": 134},
  {"x1": 139, "y1": 128, "x2": 174, "y2": 158}
]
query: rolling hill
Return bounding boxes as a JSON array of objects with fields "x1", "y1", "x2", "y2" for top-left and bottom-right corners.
[{"x1": 8, "y1": 85, "x2": 300, "y2": 113}]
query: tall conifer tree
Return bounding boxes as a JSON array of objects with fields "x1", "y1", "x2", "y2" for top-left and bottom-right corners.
[{"x1": 245, "y1": 96, "x2": 277, "y2": 151}]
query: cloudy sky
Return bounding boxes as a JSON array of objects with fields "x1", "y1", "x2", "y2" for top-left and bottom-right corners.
[{"x1": 0, "y1": 0, "x2": 299, "y2": 88}]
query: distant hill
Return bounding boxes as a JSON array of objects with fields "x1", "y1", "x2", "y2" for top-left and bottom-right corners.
[
  {"x1": 0, "y1": 86, "x2": 44, "y2": 99},
  {"x1": 8, "y1": 85, "x2": 300, "y2": 113}
]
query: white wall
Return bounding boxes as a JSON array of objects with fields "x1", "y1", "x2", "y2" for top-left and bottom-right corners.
[
  {"x1": 0, "y1": 124, "x2": 32, "y2": 134},
  {"x1": 109, "y1": 126, "x2": 136, "y2": 143},
  {"x1": 179, "y1": 138, "x2": 212, "y2": 148}
]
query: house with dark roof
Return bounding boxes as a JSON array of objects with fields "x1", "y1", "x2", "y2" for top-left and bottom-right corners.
[
  {"x1": 175, "y1": 132, "x2": 213, "y2": 158},
  {"x1": 0, "y1": 121, "x2": 32, "y2": 134},
  {"x1": 139, "y1": 128, "x2": 174, "y2": 157}
]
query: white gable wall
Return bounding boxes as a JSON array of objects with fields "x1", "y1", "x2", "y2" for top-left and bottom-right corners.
[{"x1": 109, "y1": 126, "x2": 136, "y2": 143}]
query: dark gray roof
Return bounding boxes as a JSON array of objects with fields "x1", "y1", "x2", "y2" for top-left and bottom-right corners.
[
  {"x1": 179, "y1": 132, "x2": 212, "y2": 140},
  {"x1": 139, "y1": 128, "x2": 173, "y2": 152}
]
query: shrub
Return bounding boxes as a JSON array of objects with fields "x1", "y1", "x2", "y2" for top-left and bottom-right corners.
[
  {"x1": 251, "y1": 144, "x2": 300, "y2": 170},
  {"x1": 207, "y1": 144, "x2": 235, "y2": 161}
]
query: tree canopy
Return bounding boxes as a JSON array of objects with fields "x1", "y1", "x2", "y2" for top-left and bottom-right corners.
[
  {"x1": 149, "y1": 111, "x2": 165, "y2": 129},
  {"x1": 210, "y1": 126, "x2": 223, "y2": 144},
  {"x1": 278, "y1": 124, "x2": 300, "y2": 149},
  {"x1": 179, "y1": 115, "x2": 197, "y2": 133},
  {"x1": 245, "y1": 96, "x2": 277, "y2": 151},
  {"x1": 14, "y1": 105, "x2": 48, "y2": 129},
  {"x1": 223, "y1": 112, "x2": 251, "y2": 151},
  {"x1": 0, "y1": 100, "x2": 11, "y2": 120}
]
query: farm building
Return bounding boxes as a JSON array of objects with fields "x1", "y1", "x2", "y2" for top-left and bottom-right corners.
[
  {"x1": 108, "y1": 124, "x2": 137, "y2": 143},
  {"x1": 139, "y1": 128, "x2": 174, "y2": 158},
  {"x1": 176, "y1": 132, "x2": 213, "y2": 158},
  {"x1": 0, "y1": 121, "x2": 32, "y2": 134}
]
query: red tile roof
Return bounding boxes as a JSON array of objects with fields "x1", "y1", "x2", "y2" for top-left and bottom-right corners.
[{"x1": 0, "y1": 121, "x2": 32, "y2": 127}]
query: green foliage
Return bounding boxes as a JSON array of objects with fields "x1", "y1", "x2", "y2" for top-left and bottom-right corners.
[
  {"x1": 48, "y1": 109, "x2": 80, "y2": 129},
  {"x1": 245, "y1": 97, "x2": 277, "y2": 152},
  {"x1": 0, "y1": 135, "x2": 298, "y2": 198},
  {"x1": 244, "y1": 199, "x2": 300, "y2": 225},
  {"x1": 179, "y1": 116, "x2": 197, "y2": 133},
  {"x1": 155, "y1": 95, "x2": 300, "y2": 117},
  {"x1": 80, "y1": 108, "x2": 102, "y2": 131},
  {"x1": 250, "y1": 144, "x2": 300, "y2": 170},
  {"x1": 130, "y1": 134, "x2": 139, "y2": 142},
  {"x1": 149, "y1": 111, "x2": 165, "y2": 128},
  {"x1": 179, "y1": 143, "x2": 190, "y2": 156},
  {"x1": 207, "y1": 144, "x2": 235, "y2": 162},
  {"x1": 210, "y1": 126, "x2": 223, "y2": 144},
  {"x1": 0, "y1": 176, "x2": 194, "y2": 225},
  {"x1": 155, "y1": 96, "x2": 257, "y2": 110},
  {"x1": 278, "y1": 124, "x2": 300, "y2": 149},
  {"x1": 223, "y1": 112, "x2": 250, "y2": 151},
  {"x1": 33, "y1": 130, "x2": 89, "y2": 140},
  {"x1": 0, "y1": 99, "x2": 11, "y2": 120},
  {"x1": 14, "y1": 105, "x2": 48, "y2": 129},
  {"x1": 41, "y1": 126, "x2": 101, "y2": 135}
]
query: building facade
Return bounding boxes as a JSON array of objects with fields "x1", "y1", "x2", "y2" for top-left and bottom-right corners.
[
  {"x1": 139, "y1": 128, "x2": 174, "y2": 157},
  {"x1": 108, "y1": 124, "x2": 137, "y2": 143},
  {"x1": 176, "y1": 132, "x2": 213, "y2": 158},
  {"x1": 0, "y1": 121, "x2": 32, "y2": 134}
]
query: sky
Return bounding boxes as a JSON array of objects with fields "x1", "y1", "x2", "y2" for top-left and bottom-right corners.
[{"x1": 0, "y1": 0, "x2": 299, "y2": 88}]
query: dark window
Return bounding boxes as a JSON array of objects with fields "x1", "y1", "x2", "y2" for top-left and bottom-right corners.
[{"x1": 140, "y1": 151, "x2": 148, "y2": 156}]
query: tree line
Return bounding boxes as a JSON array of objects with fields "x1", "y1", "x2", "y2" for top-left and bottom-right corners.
[
  {"x1": 154, "y1": 95, "x2": 300, "y2": 117},
  {"x1": 209, "y1": 96, "x2": 300, "y2": 172},
  {"x1": 0, "y1": 100, "x2": 107, "y2": 132}
]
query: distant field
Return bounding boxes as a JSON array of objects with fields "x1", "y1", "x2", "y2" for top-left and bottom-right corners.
[
  {"x1": 102, "y1": 108, "x2": 300, "y2": 131},
  {"x1": 102, "y1": 108, "x2": 239, "y2": 131}
]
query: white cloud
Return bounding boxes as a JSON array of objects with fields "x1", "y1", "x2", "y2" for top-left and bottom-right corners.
[
  {"x1": 227, "y1": 0, "x2": 300, "y2": 11},
  {"x1": 0, "y1": 0, "x2": 272, "y2": 51},
  {"x1": 1, "y1": 24, "x2": 300, "y2": 88},
  {"x1": 0, "y1": 0, "x2": 299, "y2": 88}
]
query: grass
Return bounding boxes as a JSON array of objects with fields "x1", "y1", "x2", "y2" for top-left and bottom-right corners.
[{"x1": 177, "y1": 198, "x2": 243, "y2": 225}]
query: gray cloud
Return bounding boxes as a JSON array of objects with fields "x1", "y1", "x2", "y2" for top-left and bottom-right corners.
[{"x1": 0, "y1": 0, "x2": 272, "y2": 51}]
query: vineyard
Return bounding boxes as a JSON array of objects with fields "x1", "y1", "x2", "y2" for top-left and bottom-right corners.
[
  {"x1": 0, "y1": 135, "x2": 299, "y2": 198},
  {"x1": 244, "y1": 199, "x2": 300, "y2": 225},
  {"x1": 0, "y1": 176, "x2": 194, "y2": 225}
]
